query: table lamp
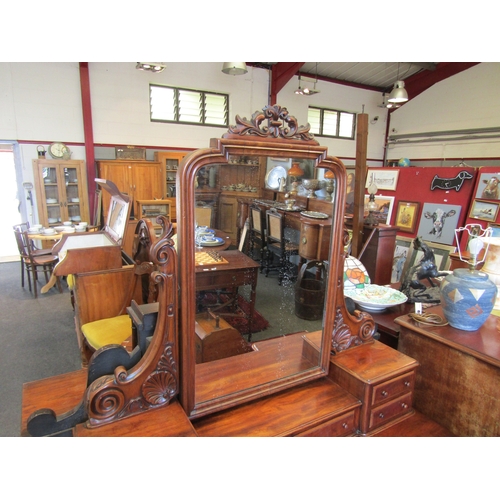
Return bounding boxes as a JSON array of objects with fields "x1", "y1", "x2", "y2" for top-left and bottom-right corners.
[
  {"x1": 364, "y1": 181, "x2": 379, "y2": 226},
  {"x1": 288, "y1": 163, "x2": 304, "y2": 195},
  {"x1": 439, "y1": 225, "x2": 497, "y2": 331}
]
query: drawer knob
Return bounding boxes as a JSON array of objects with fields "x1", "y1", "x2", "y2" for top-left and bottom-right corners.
[
  {"x1": 401, "y1": 403, "x2": 408, "y2": 409},
  {"x1": 381, "y1": 390, "x2": 388, "y2": 397},
  {"x1": 404, "y1": 381, "x2": 410, "y2": 387},
  {"x1": 378, "y1": 412, "x2": 385, "y2": 419},
  {"x1": 342, "y1": 422, "x2": 348, "y2": 429},
  {"x1": 302, "y1": 237, "x2": 307, "y2": 244}
]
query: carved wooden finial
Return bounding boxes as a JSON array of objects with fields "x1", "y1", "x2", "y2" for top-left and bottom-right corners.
[{"x1": 224, "y1": 104, "x2": 317, "y2": 142}]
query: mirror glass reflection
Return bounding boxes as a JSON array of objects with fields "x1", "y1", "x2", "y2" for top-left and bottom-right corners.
[{"x1": 192, "y1": 155, "x2": 336, "y2": 403}]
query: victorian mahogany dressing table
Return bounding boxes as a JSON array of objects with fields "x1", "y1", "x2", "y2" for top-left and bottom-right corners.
[{"x1": 21, "y1": 105, "x2": 447, "y2": 437}]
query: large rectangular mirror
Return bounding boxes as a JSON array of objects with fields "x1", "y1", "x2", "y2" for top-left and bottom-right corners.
[{"x1": 177, "y1": 106, "x2": 371, "y2": 419}]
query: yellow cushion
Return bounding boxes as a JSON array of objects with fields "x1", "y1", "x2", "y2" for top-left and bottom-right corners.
[
  {"x1": 67, "y1": 274, "x2": 75, "y2": 289},
  {"x1": 81, "y1": 315, "x2": 132, "y2": 350}
]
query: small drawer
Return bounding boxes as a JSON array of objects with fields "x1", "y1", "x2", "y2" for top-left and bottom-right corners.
[
  {"x1": 195, "y1": 274, "x2": 216, "y2": 288},
  {"x1": 371, "y1": 371, "x2": 415, "y2": 406},
  {"x1": 296, "y1": 410, "x2": 358, "y2": 437},
  {"x1": 369, "y1": 393, "x2": 413, "y2": 430}
]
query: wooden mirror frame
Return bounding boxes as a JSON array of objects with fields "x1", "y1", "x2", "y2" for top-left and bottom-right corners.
[{"x1": 177, "y1": 105, "x2": 375, "y2": 419}]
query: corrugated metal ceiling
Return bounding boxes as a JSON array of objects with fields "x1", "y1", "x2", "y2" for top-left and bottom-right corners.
[{"x1": 299, "y1": 62, "x2": 436, "y2": 91}]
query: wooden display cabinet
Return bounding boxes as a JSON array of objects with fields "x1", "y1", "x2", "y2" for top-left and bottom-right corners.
[
  {"x1": 136, "y1": 199, "x2": 172, "y2": 222},
  {"x1": 154, "y1": 151, "x2": 187, "y2": 198},
  {"x1": 217, "y1": 156, "x2": 263, "y2": 245},
  {"x1": 97, "y1": 160, "x2": 164, "y2": 219},
  {"x1": 33, "y1": 159, "x2": 90, "y2": 228}
]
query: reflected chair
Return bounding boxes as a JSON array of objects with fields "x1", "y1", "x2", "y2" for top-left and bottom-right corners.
[
  {"x1": 13, "y1": 226, "x2": 62, "y2": 298},
  {"x1": 264, "y1": 208, "x2": 300, "y2": 285},
  {"x1": 248, "y1": 204, "x2": 267, "y2": 269},
  {"x1": 195, "y1": 205, "x2": 213, "y2": 227}
]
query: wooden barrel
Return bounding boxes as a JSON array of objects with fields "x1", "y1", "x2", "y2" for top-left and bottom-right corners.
[{"x1": 294, "y1": 261, "x2": 325, "y2": 321}]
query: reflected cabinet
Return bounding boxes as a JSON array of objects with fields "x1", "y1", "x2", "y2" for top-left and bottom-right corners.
[{"x1": 32, "y1": 159, "x2": 90, "y2": 227}]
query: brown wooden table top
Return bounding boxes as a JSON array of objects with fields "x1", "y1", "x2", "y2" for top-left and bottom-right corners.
[
  {"x1": 395, "y1": 304, "x2": 500, "y2": 368},
  {"x1": 195, "y1": 249, "x2": 261, "y2": 274},
  {"x1": 21, "y1": 368, "x2": 197, "y2": 437}
]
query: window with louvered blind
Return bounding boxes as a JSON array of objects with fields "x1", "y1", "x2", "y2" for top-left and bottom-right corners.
[
  {"x1": 150, "y1": 84, "x2": 229, "y2": 127},
  {"x1": 308, "y1": 106, "x2": 356, "y2": 139}
]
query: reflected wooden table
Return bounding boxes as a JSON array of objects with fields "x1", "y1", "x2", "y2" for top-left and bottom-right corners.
[
  {"x1": 196, "y1": 229, "x2": 232, "y2": 252},
  {"x1": 195, "y1": 250, "x2": 260, "y2": 340},
  {"x1": 27, "y1": 231, "x2": 63, "y2": 247}
]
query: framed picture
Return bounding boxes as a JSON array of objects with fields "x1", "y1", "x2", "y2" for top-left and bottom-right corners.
[
  {"x1": 363, "y1": 195, "x2": 395, "y2": 225},
  {"x1": 365, "y1": 169, "x2": 399, "y2": 191},
  {"x1": 391, "y1": 236, "x2": 414, "y2": 283},
  {"x1": 417, "y1": 203, "x2": 462, "y2": 245},
  {"x1": 405, "y1": 240, "x2": 456, "y2": 273},
  {"x1": 395, "y1": 201, "x2": 420, "y2": 233},
  {"x1": 487, "y1": 222, "x2": 500, "y2": 237},
  {"x1": 474, "y1": 172, "x2": 500, "y2": 200},
  {"x1": 345, "y1": 168, "x2": 355, "y2": 216},
  {"x1": 469, "y1": 199, "x2": 500, "y2": 222}
]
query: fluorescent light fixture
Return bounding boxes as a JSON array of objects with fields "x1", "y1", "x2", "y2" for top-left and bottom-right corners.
[
  {"x1": 221, "y1": 62, "x2": 248, "y2": 75},
  {"x1": 388, "y1": 80, "x2": 408, "y2": 103},
  {"x1": 136, "y1": 62, "x2": 166, "y2": 73}
]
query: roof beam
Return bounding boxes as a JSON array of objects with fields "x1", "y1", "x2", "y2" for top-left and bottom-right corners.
[
  {"x1": 404, "y1": 62, "x2": 480, "y2": 101},
  {"x1": 270, "y1": 62, "x2": 305, "y2": 104}
]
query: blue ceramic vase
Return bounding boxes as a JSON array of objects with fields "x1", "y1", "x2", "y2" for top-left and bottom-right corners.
[{"x1": 440, "y1": 269, "x2": 497, "y2": 331}]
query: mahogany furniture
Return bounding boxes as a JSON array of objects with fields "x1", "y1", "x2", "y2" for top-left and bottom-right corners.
[
  {"x1": 13, "y1": 227, "x2": 63, "y2": 299},
  {"x1": 195, "y1": 250, "x2": 260, "y2": 339},
  {"x1": 245, "y1": 198, "x2": 333, "y2": 263},
  {"x1": 32, "y1": 159, "x2": 90, "y2": 234},
  {"x1": 97, "y1": 160, "x2": 164, "y2": 220},
  {"x1": 23, "y1": 217, "x2": 180, "y2": 435},
  {"x1": 396, "y1": 305, "x2": 500, "y2": 436},
  {"x1": 21, "y1": 369, "x2": 196, "y2": 437},
  {"x1": 357, "y1": 224, "x2": 398, "y2": 285},
  {"x1": 51, "y1": 179, "x2": 131, "y2": 278},
  {"x1": 177, "y1": 105, "x2": 376, "y2": 421},
  {"x1": 328, "y1": 339, "x2": 418, "y2": 435},
  {"x1": 264, "y1": 208, "x2": 300, "y2": 284},
  {"x1": 22, "y1": 105, "x2": 394, "y2": 437}
]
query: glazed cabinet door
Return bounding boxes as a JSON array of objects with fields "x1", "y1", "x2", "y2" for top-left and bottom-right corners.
[{"x1": 33, "y1": 159, "x2": 90, "y2": 227}]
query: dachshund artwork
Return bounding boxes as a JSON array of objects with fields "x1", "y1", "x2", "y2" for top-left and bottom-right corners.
[{"x1": 430, "y1": 170, "x2": 473, "y2": 191}]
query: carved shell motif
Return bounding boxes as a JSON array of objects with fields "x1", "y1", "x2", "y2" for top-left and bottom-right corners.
[
  {"x1": 226, "y1": 105, "x2": 317, "y2": 142},
  {"x1": 330, "y1": 306, "x2": 376, "y2": 354}
]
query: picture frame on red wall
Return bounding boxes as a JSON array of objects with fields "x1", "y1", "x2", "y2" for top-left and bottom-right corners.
[
  {"x1": 469, "y1": 199, "x2": 500, "y2": 222},
  {"x1": 395, "y1": 200, "x2": 420, "y2": 233}
]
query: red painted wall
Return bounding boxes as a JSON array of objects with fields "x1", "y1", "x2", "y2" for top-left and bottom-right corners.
[{"x1": 373, "y1": 166, "x2": 477, "y2": 246}]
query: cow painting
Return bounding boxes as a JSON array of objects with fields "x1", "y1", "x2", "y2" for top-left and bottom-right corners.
[
  {"x1": 424, "y1": 208, "x2": 457, "y2": 239},
  {"x1": 481, "y1": 177, "x2": 500, "y2": 199}
]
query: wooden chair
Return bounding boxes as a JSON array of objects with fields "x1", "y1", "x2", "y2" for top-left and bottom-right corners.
[
  {"x1": 248, "y1": 204, "x2": 267, "y2": 269},
  {"x1": 195, "y1": 205, "x2": 213, "y2": 227},
  {"x1": 13, "y1": 223, "x2": 52, "y2": 289},
  {"x1": 264, "y1": 208, "x2": 300, "y2": 285},
  {"x1": 73, "y1": 218, "x2": 159, "y2": 365},
  {"x1": 13, "y1": 226, "x2": 62, "y2": 298}
]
